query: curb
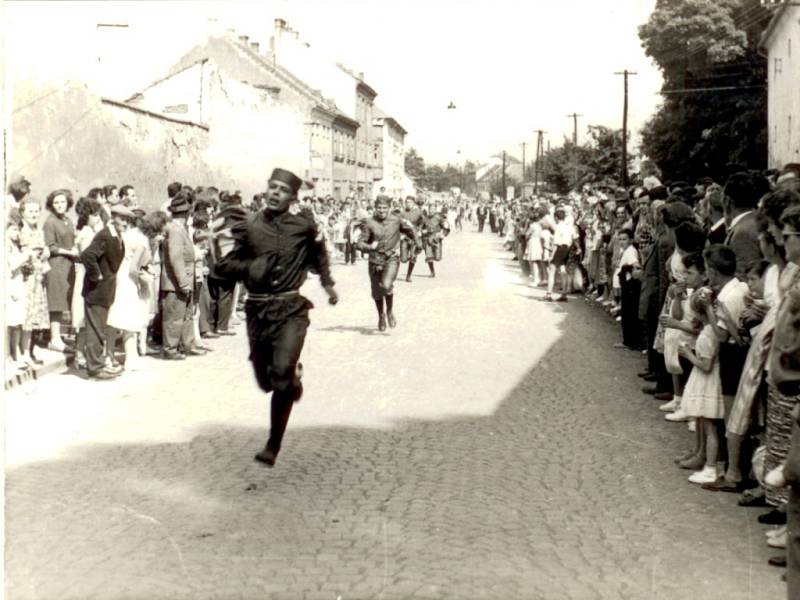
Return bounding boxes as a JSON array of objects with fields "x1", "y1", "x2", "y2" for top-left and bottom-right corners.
[{"x1": 4, "y1": 355, "x2": 69, "y2": 391}]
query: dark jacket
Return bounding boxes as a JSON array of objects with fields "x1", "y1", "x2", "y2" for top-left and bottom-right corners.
[
  {"x1": 214, "y1": 209, "x2": 334, "y2": 294},
  {"x1": 161, "y1": 219, "x2": 196, "y2": 293},
  {"x1": 638, "y1": 229, "x2": 674, "y2": 321},
  {"x1": 81, "y1": 225, "x2": 125, "y2": 307},
  {"x1": 724, "y1": 211, "x2": 762, "y2": 279}
]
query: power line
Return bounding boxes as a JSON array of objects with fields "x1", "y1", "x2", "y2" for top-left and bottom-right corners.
[
  {"x1": 660, "y1": 84, "x2": 765, "y2": 94},
  {"x1": 12, "y1": 81, "x2": 74, "y2": 115},
  {"x1": 16, "y1": 105, "x2": 100, "y2": 172}
]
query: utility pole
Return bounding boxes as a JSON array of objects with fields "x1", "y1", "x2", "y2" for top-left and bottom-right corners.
[
  {"x1": 533, "y1": 129, "x2": 546, "y2": 194},
  {"x1": 520, "y1": 142, "x2": 527, "y2": 181},
  {"x1": 566, "y1": 113, "x2": 583, "y2": 145},
  {"x1": 501, "y1": 150, "x2": 506, "y2": 200},
  {"x1": 614, "y1": 69, "x2": 637, "y2": 188}
]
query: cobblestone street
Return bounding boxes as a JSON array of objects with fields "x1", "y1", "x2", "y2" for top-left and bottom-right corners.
[{"x1": 4, "y1": 230, "x2": 787, "y2": 600}]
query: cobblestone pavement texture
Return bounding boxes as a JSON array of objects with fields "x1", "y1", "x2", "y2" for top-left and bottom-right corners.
[{"x1": 4, "y1": 229, "x2": 787, "y2": 600}]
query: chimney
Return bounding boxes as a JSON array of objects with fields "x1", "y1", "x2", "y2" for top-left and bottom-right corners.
[
  {"x1": 238, "y1": 34, "x2": 249, "y2": 43},
  {"x1": 358, "y1": 72, "x2": 364, "y2": 80},
  {"x1": 250, "y1": 41, "x2": 260, "y2": 52},
  {"x1": 272, "y1": 18, "x2": 286, "y2": 56}
]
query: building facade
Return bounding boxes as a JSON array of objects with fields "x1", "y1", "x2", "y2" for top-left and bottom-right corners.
[
  {"x1": 128, "y1": 34, "x2": 360, "y2": 199},
  {"x1": 372, "y1": 107, "x2": 412, "y2": 198},
  {"x1": 760, "y1": 3, "x2": 800, "y2": 168}
]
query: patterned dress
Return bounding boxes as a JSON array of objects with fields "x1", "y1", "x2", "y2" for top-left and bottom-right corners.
[
  {"x1": 19, "y1": 223, "x2": 50, "y2": 331},
  {"x1": 764, "y1": 265, "x2": 800, "y2": 507}
]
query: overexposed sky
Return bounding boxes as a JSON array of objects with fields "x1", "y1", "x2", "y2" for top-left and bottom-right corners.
[{"x1": 5, "y1": 0, "x2": 664, "y2": 165}]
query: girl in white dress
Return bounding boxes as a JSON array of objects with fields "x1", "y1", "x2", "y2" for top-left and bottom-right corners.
[
  {"x1": 678, "y1": 287, "x2": 725, "y2": 485},
  {"x1": 523, "y1": 215, "x2": 544, "y2": 286},
  {"x1": 106, "y1": 214, "x2": 151, "y2": 371},
  {"x1": 6, "y1": 212, "x2": 31, "y2": 371}
]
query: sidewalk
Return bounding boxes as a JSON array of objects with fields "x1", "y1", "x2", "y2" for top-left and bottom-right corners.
[{"x1": 4, "y1": 347, "x2": 69, "y2": 391}]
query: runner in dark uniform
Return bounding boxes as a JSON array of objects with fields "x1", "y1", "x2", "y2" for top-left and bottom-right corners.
[
  {"x1": 214, "y1": 168, "x2": 339, "y2": 467},
  {"x1": 357, "y1": 195, "x2": 417, "y2": 331},
  {"x1": 421, "y1": 204, "x2": 451, "y2": 278},
  {"x1": 401, "y1": 196, "x2": 425, "y2": 282}
]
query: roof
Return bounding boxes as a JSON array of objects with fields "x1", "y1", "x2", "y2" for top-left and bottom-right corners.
[
  {"x1": 145, "y1": 34, "x2": 358, "y2": 128},
  {"x1": 759, "y1": 3, "x2": 794, "y2": 49},
  {"x1": 336, "y1": 63, "x2": 377, "y2": 98},
  {"x1": 372, "y1": 105, "x2": 408, "y2": 135}
]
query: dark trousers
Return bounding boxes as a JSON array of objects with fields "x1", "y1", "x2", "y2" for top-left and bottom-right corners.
[
  {"x1": 645, "y1": 302, "x2": 672, "y2": 392},
  {"x1": 84, "y1": 302, "x2": 109, "y2": 375},
  {"x1": 344, "y1": 242, "x2": 358, "y2": 264},
  {"x1": 205, "y1": 277, "x2": 236, "y2": 332},
  {"x1": 198, "y1": 278, "x2": 212, "y2": 335},
  {"x1": 161, "y1": 290, "x2": 195, "y2": 353},
  {"x1": 369, "y1": 258, "x2": 400, "y2": 300},
  {"x1": 478, "y1": 218, "x2": 485, "y2": 233},
  {"x1": 621, "y1": 279, "x2": 643, "y2": 349},
  {"x1": 247, "y1": 297, "x2": 310, "y2": 454},
  {"x1": 789, "y1": 487, "x2": 800, "y2": 599}
]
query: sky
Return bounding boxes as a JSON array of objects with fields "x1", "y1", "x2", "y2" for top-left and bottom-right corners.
[{"x1": 5, "y1": 0, "x2": 665, "y2": 166}]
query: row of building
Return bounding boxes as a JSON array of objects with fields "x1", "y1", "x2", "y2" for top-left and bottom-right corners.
[{"x1": 7, "y1": 17, "x2": 414, "y2": 208}]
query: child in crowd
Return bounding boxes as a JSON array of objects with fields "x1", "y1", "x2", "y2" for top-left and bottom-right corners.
[
  {"x1": 332, "y1": 212, "x2": 347, "y2": 261},
  {"x1": 18, "y1": 197, "x2": 51, "y2": 366},
  {"x1": 704, "y1": 244, "x2": 750, "y2": 418},
  {"x1": 611, "y1": 228, "x2": 638, "y2": 319},
  {"x1": 661, "y1": 251, "x2": 706, "y2": 419},
  {"x1": 678, "y1": 286, "x2": 725, "y2": 484},
  {"x1": 6, "y1": 211, "x2": 31, "y2": 371},
  {"x1": 524, "y1": 212, "x2": 544, "y2": 287}
]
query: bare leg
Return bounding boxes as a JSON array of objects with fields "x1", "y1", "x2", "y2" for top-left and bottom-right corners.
[
  {"x1": 704, "y1": 418, "x2": 720, "y2": 469},
  {"x1": 49, "y1": 312, "x2": 64, "y2": 348},
  {"x1": 724, "y1": 432, "x2": 744, "y2": 483}
]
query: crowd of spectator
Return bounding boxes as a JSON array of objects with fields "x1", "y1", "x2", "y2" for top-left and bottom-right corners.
[{"x1": 485, "y1": 163, "x2": 800, "y2": 583}]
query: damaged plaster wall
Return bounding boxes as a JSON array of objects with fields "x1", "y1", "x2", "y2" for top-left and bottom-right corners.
[{"x1": 9, "y1": 81, "x2": 225, "y2": 211}]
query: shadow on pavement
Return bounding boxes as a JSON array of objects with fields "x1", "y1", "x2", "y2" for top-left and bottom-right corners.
[{"x1": 5, "y1": 271, "x2": 785, "y2": 600}]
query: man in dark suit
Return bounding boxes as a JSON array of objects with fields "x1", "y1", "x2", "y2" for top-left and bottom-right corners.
[
  {"x1": 81, "y1": 204, "x2": 132, "y2": 380},
  {"x1": 723, "y1": 172, "x2": 763, "y2": 279},
  {"x1": 161, "y1": 192, "x2": 204, "y2": 360},
  {"x1": 476, "y1": 204, "x2": 487, "y2": 233},
  {"x1": 637, "y1": 202, "x2": 694, "y2": 399}
]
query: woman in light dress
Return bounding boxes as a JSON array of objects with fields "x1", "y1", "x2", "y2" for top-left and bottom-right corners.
[
  {"x1": 523, "y1": 212, "x2": 544, "y2": 286},
  {"x1": 106, "y1": 211, "x2": 151, "y2": 371},
  {"x1": 6, "y1": 211, "x2": 31, "y2": 371},
  {"x1": 71, "y1": 197, "x2": 106, "y2": 369},
  {"x1": 18, "y1": 198, "x2": 51, "y2": 366}
]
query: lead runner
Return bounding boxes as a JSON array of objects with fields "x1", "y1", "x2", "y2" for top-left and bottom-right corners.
[{"x1": 214, "y1": 168, "x2": 339, "y2": 467}]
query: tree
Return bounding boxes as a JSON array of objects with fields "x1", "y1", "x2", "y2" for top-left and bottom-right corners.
[
  {"x1": 404, "y1": 147, "x2": 426, "y2": 181},
  {"x1": 637, "y1": 0, "x2": 769, "y2": 181}
]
